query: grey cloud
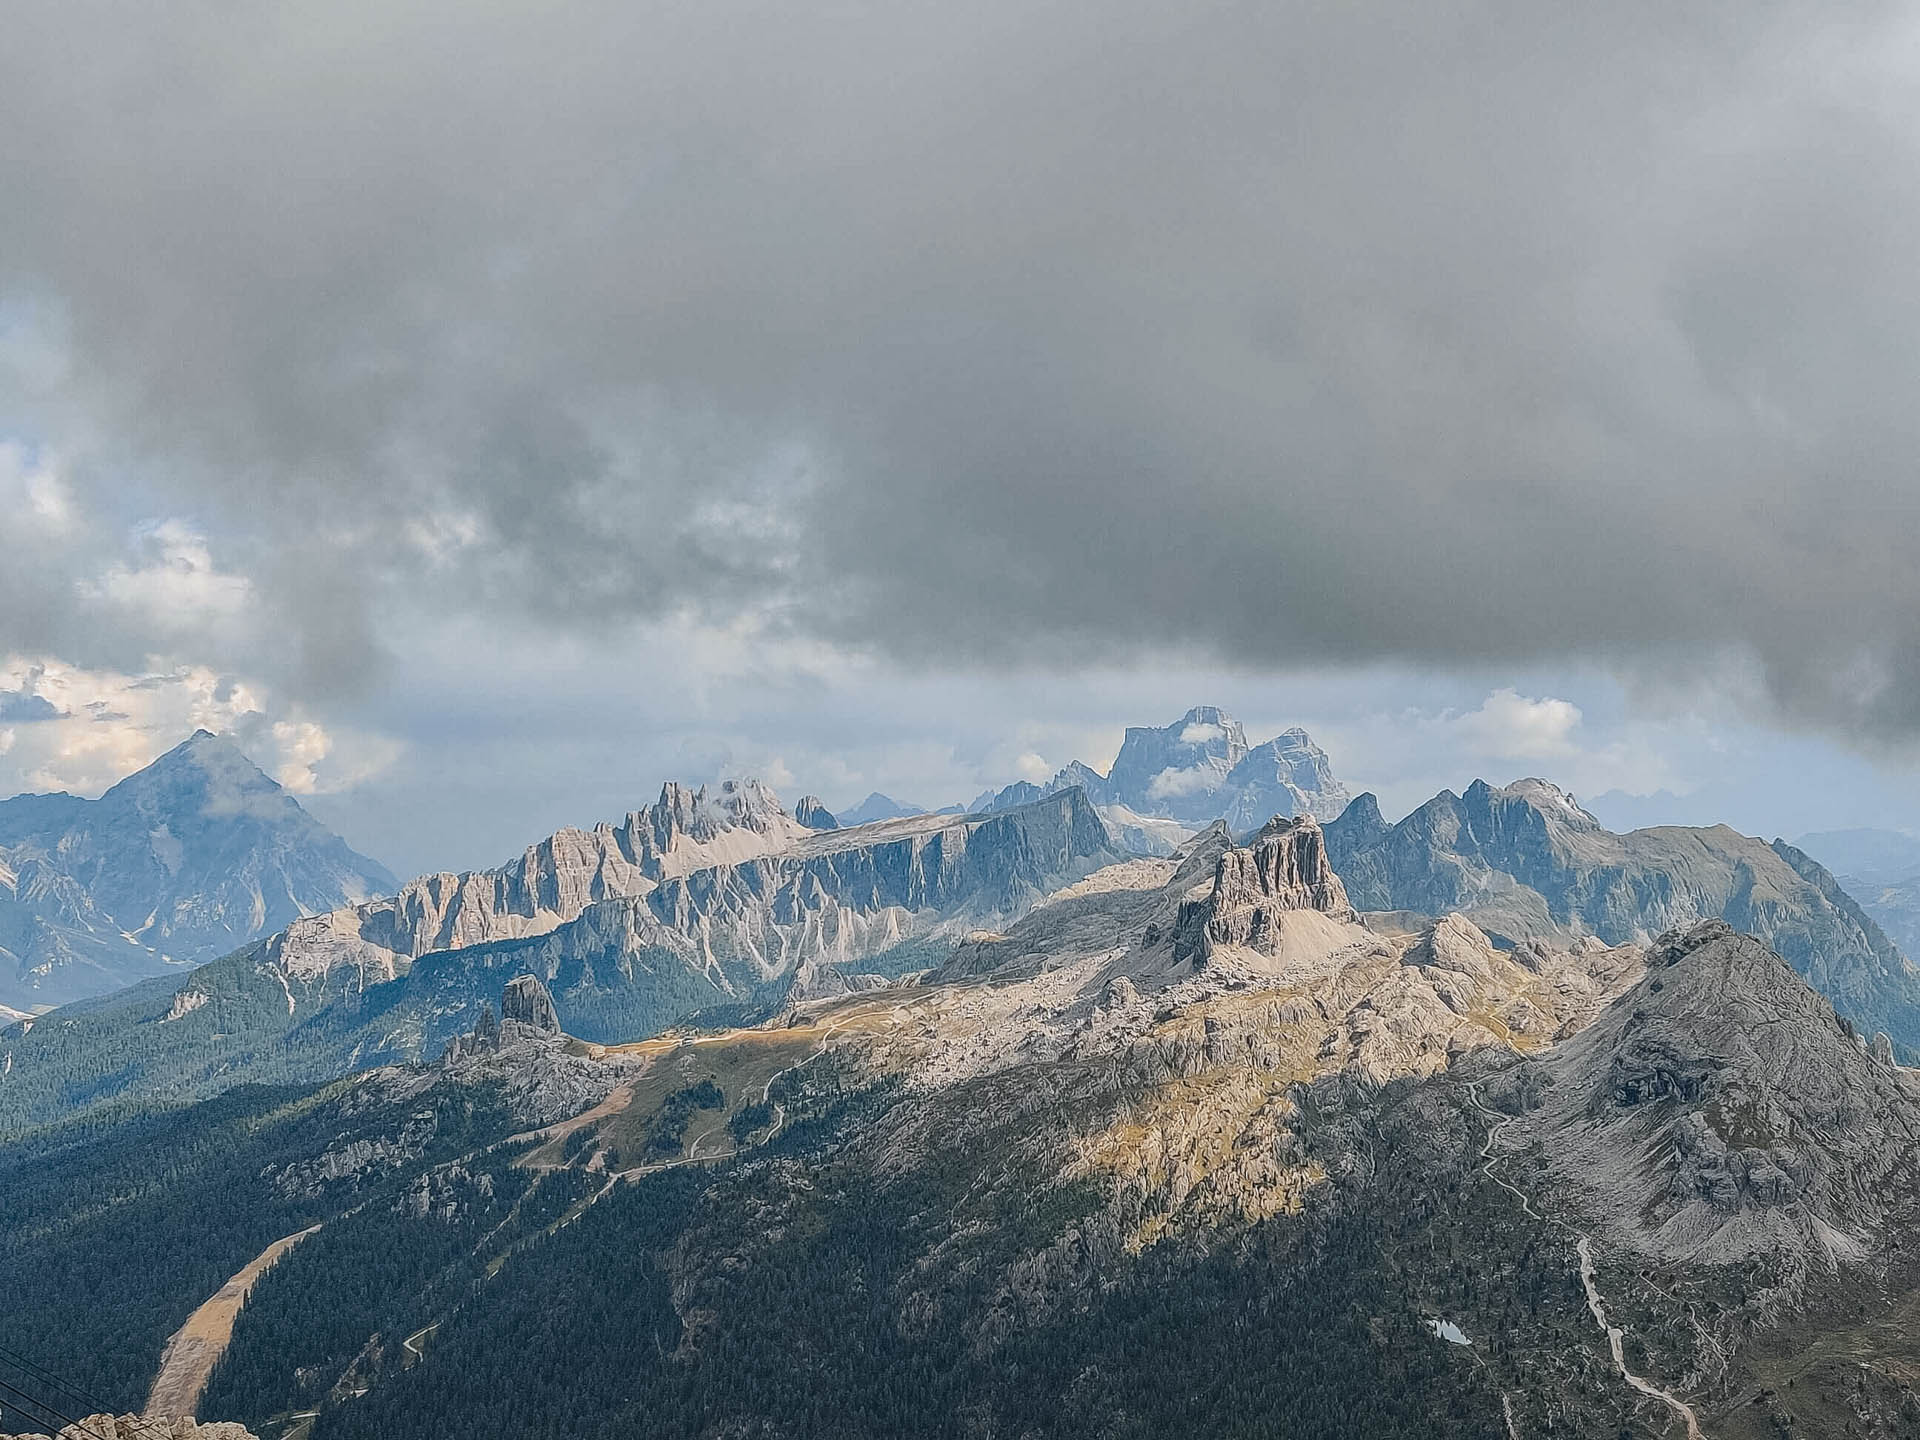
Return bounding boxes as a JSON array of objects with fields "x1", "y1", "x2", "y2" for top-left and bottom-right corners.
[{"x1": 3, "y1": 2, "x2": 1920, "y2": 731}]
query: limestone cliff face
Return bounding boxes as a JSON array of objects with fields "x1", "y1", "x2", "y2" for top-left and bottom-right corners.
[
  {"x1": 465, "y1": 786, "x2": 1123, "y2": 1009},
  {"x1": 262, "y1": 777, "x2": 811, "y2": 986},
  {"x1": 1172, "y1": 815, "x2": 1357, "y2": 965}
]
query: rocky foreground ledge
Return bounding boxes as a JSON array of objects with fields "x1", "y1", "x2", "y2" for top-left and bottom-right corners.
[{"x1": 2, "y1": 1418, "x2": 255, "y2": 1440}]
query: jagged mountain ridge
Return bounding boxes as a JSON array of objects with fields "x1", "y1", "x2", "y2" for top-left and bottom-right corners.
[
  {"x1": 260, "y1": 776, "x2": 812, "y2": 986},
  {"x1": 0, "y1": 733, "x2": 396, "y2": 1010},
  {"x1": 0, "y1": 786, "x2": 1120, "y2": 1136},
  {"x1": 1325, "y1": 777, "x2": 1920, "y2": 1049}
]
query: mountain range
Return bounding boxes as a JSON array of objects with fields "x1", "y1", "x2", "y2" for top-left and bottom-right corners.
[
  {"x1": 16, "y1": 719, "x2": 1920, "y2": 1437},
  {"x1": 0, "y1": 733, "x2": 395, "y2": 1012},
  {"x1": 0, "y1": 781, "x2": 1119, "y2": 1136},
  {"x1": 1325, "y1": 778, "x2": 1920, "y2": 1051},
  {"x1": 10, "y1": 726, "x2": 1920, "y2": 1136},
  {"x1": 8, "y1": 810, "x2": 1920, "y2": 1439}
]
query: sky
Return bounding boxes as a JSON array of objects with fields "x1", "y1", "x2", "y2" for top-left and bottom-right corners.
[{"x1": 8, "y1": 2, "x2": 1920, "y2": 877}]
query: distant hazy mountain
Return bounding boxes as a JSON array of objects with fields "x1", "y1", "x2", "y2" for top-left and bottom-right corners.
[
  {"x1": 835, "y1": 792, "x2": 955, "y2": 826},
  {"x1": 977, "y1": 706, "x2": 1352, "y2": 850},
  {"x1": 0, "y1": 732, "x2": 396, "y2": 1010},
  {"x1": 1795, "y1": 827, "x2": 1920, "y2": 972},
  {"x1": 1325, "y1": 779, "x2": 1920, "y2": 1048}
]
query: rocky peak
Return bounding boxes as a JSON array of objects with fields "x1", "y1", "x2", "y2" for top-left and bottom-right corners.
[
  {"x1": 104, "y1": 730, "x2": 291, "y2": 820},
  {"x1": 0, "y1": 730, "x2": 396, "y2": 1010},
  {"x1": 444, "y1": 975, "x2": 562, "y2": 1061},
  {"x1": 1488, "y1": 777, "x2": 1601, "y2": 831},
  {"x1": 1324, "y1": 791, "x2": 1389, "y2": 853},
  {"x1": 640, "y1": 776, "x2": 791, "y2": 851},
  {"x1": 1173, "y1": 815, "x2": 1358, "y2": 965},
  {"x1": 794, "y1": 796, "x2": 839, "y2": 830},
  {"x1": 1111, "y1": 706, "x2": 1250, "y2": 814},
  {"x1": 1526, "y1": 919, "x2": 1920, "y2": 1268},
  {"x1": 834, "y1": 792, "x2": 926, "y2": 827},
  {"x1": 1237, "y1": 815, "x2": 1357, "y2": 916},
  {"x1": 1219, "y1": 730, "x2": 1352, "y2": 830},
  {"x1": 501, "y1": 973, "x2": 560, "y2": 1035},
  {"x1": 978, "y1": 707, "x2": 1354, "y2": 837}
]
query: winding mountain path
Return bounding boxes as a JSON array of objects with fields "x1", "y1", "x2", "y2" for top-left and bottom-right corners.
[
  {"x1": 145, "y1": 1223, "x2": 322, "y2": 1421},
  {"x1": 1465, "y1": 1084, "x2": 1703, "y2": 1439}
]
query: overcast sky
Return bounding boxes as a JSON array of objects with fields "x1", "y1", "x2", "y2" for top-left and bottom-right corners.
[{"x1": 7, "y1": 1, "x2": 1920, "y2": 876}]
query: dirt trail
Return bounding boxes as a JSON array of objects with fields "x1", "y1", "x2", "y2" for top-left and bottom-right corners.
[
  {"x1": 1577, "y1": 1237, "x2": 1704, "y2": 1439},
  {"x1": 145, "y1": 1223, "x2": 322, "y2": 1421},
  {"x1": 1465, "y1": 1083, "x2": 1704, "y2": 1439}
]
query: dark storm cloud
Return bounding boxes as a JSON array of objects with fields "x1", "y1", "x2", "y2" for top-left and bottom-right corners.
[{"x1": 5, "y1": 1, "x2": 1920, "y2": 730}]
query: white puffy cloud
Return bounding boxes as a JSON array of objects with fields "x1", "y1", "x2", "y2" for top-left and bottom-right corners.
[
  {"x1": 1012, "y1": 751, "x2": 1052, "y2": 783},
  {"x1": 0, "y1": 654, "x2": 396, "y2": 800},
  {"x1": 1148, "y1": 764, "x2": 1223, "y2": 801},
  {"x1": 1455, "y1": 689, "x2": 1586, "y2": 760}
]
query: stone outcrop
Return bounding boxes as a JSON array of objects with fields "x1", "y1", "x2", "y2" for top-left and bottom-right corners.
[
  {"x1": 444, "y1": 975, "x2": 561, "y2": 1061},
  {"x1": 1172, "y1": 815, "x2": 1357, "y2": 965},
  {"x1": 3, "y1": 1418, "x2": 255, "y2": 1440},
  {"x1": 501, "y1": 973, "x2": 560, "y2": 1034}
]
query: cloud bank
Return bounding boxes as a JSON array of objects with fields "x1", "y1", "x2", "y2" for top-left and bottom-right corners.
[{"x1": 4, "y1": 1, "x2": 1920, "y2": 749}]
